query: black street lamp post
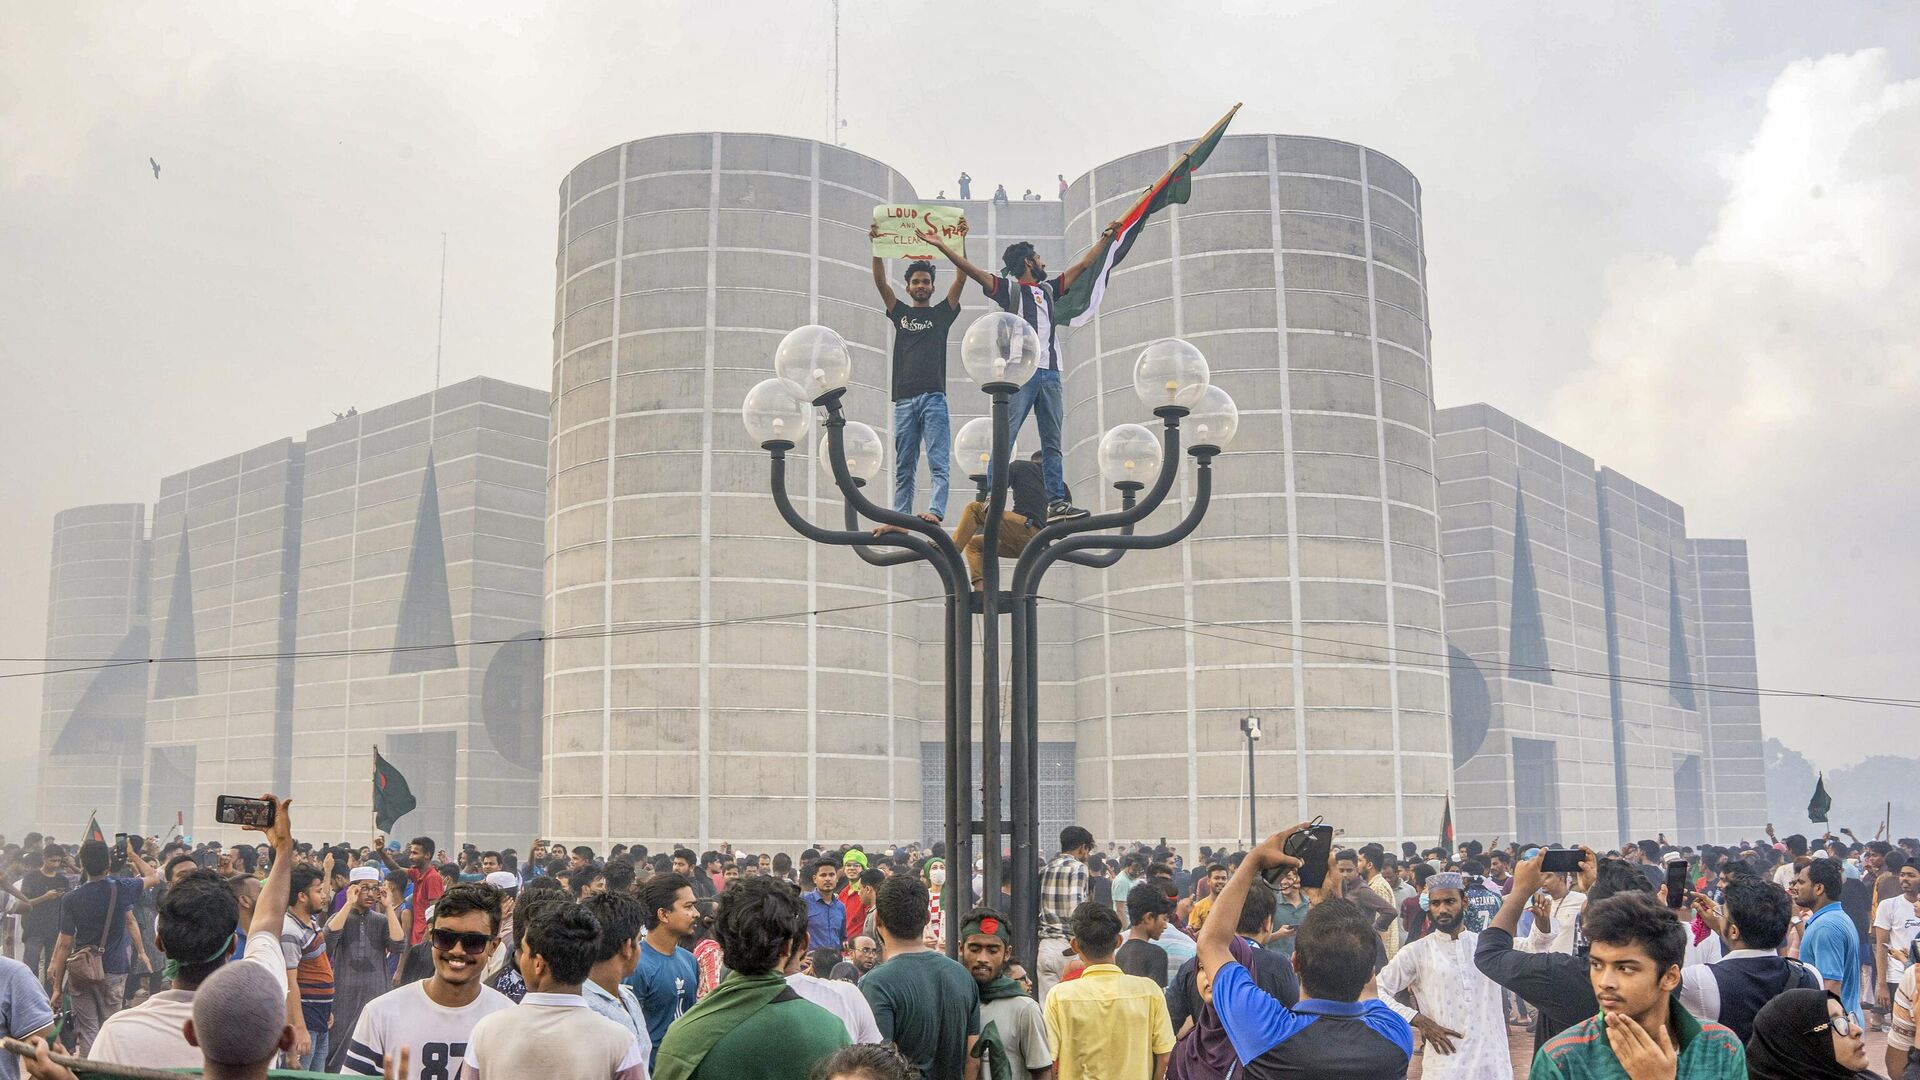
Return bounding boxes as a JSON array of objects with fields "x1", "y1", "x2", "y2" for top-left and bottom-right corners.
[{"x1": 745, "y1": 321, "x2": 1237, "y2": 964}]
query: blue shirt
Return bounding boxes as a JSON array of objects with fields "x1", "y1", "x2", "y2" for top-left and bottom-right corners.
[
  {"x1": 0, "y1": 957, "x2": 56, "y2": 1080},
  {"x1": 1213, "y1": 960, "x2": 1411, "y2": 1079},
  {"x1": 624, "y1": 941, "x2": 698, "y2": 1067},
  {"x1": 1801, "y1": 901, "x2": 1861, "y2": 1019},
  {"x1": 804, "y1": 890, "x2": 847, "y2": 949}
]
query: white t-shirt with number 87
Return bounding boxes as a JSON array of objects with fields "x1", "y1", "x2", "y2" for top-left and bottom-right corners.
[{"x1": 342, "y1": 979, "x2": 514, "y2": 1079}]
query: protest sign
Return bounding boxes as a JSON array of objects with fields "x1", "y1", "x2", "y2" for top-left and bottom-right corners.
[{"x1": 871, "y1": 204, "x2": 965, "y2": 259}]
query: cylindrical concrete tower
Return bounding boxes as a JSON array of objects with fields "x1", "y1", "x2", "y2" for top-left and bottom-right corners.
[
  {"x1": 1059, "y1": 134, "x2": 1449, "y2": 847},
  {"x1": 546, "y1": 134, "x2": 927, "y2": 849},
  {"x1": 37, "y1": 503, "x2": 150, "y2": 839}
]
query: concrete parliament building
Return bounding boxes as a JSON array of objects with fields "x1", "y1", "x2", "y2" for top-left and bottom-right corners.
[{"x1": 36, "y1": 130, "x2": 1768, "y2": 854}]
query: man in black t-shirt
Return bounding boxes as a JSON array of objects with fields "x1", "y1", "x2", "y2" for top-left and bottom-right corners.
[
  {"x1": 16, "y1": 845, "x2": 70, "y2": 978},
  {"x1": 869, "y1": 223, "x2": 967, "y2": 532}
]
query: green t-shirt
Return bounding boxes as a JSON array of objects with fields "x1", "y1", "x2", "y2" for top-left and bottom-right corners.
[
  {"x1": 861, "y1": 950, "x2": 982, "y2": 1080},
  {"x1": 689, "y1": 994, "x2": 849, "y2": 1080}
]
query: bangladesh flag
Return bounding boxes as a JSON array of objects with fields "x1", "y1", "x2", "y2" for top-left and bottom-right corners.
[
  {"x1": 1440, "y1": 796, "x2": 1454, "y2": 849},
  {"x1": 373, "y1": 747, "x2": 417, "y2": 833},
  {"x1": 85, "y1": 811, "x2": 105, "y2": 845},
  {"x1": 1053, "y1": 103, "x2": 1241, "y2": 328},
  {"x1": 1808, "y1": 773, "x2": 1832, "y2": 824}
]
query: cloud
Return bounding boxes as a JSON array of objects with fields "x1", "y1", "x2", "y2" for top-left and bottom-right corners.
[{"x1": 1547, "y1": 48, "x2": 1920, "y2": 762}]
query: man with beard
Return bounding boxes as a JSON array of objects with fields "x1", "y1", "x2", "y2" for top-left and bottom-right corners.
[
  {"x1": 323, "y1": 865, "x2": 406, "y2": 1071},
  {"x1": 959, "y1": 908, "x2": 1052, "y2": 1080},
  {"x1": 1375, "y1": 873, "x2": 1510, "y2": 1078},
  {"x1": 917, "y1": 225, "x2": 1125, "y2": 523},
  {"x1": 869, "y1": 224, "x2": 968, "y2": 533},
  {"x1": 343, "y1": 883, "x2": 514, "y2": 1078}
]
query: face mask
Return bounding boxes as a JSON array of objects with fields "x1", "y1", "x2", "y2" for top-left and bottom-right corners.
[
  {"x1": 1419, "y1": 893, "x2": 1430, "y2": 911},
  {"x1": 931, "y1": 868, "x2": 946, "y2": 885}
]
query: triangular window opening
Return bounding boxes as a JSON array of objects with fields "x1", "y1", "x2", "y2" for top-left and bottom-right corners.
[
  {"x1": 1507, "y1": 488, "x2": 1551, "y2": 683},
  {"x1": 392, "y1": 453, "x2": 458, "y2": 674},
  {"x1": 153, "y1": 534, "x2": 198, "y2": 698}
]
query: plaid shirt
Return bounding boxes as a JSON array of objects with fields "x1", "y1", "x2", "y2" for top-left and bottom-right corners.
[{"x1": 1038, "y1": 852, "x2": 1088, "y2": 941}]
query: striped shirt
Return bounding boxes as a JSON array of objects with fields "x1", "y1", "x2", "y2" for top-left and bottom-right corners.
[
  {"x1": 281, "y1": 912, "x2": 334, "y2": 1028},
  {"x1": 982, "y1": 274, "x2": 1064, "y2": 371}
]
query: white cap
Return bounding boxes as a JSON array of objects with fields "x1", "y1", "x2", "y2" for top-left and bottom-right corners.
[
  {"x1": 348, "y1": 865, "x2": 381, "y2": 884},
  {"x1": 485, "y1": 870, "x2": 520, "y2": 891}
]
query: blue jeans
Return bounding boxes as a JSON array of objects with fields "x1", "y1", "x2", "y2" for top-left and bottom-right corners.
[
  {"x1": 300, "y1": 1027, "x2": 329, "y2": 1072},
  {"x1": 893, "y1": 391, "x2": 950, "y2": 521},
  {"x1": 1007, "y1": 367, "x2": 1066, "y2": 502}
]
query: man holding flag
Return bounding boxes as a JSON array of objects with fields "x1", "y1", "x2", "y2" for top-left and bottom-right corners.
[{"x1": 918, "y1": 104, "x2": 1239, "y2": 523}]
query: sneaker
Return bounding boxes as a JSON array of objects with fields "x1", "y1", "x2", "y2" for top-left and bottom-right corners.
[{"x1": 1048, "y1": 500, "x2": 1089, "y2": 521}]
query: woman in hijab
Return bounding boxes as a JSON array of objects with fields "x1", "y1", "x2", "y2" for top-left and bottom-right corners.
[{"x1": 1747, "y1": 987, "x2": 1876, "y2": 1080}]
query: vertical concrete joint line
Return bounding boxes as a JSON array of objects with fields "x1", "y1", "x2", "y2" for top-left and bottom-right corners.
[{"x1": 1358, "y1": 147, "x2": 1408, "y2": 841}]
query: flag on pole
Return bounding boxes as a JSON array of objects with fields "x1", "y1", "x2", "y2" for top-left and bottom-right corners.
[
  {"x1": 1052, "y1": 103, "x2": 1242, "y2": 328},
  {"x1": 373, "y1": 748, "x2": 417, "y2": 833},
  {"x1": 1440, "y1": 796, "x2": 1455, "y2": 849},
  {"x1": 85, "y1": 812, "x2": 105, "y2": 845},
  {"x1": 1808, "y1": 773, "x2": 1832, "y2": 824}
]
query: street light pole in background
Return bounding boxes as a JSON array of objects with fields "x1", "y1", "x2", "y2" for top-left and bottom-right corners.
[{"x1": 1241, "y1": 714, "x2": 1262, "y2": 849}]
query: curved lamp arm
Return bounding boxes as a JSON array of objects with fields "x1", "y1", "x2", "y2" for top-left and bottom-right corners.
[
  {"x1": 844, "y1": 497, "x2": 931, "y2": 567},
  {"x1": 818, "y1": 395, "x2": 966, "y2": 573},
  {"x1": 1013, "y1": 412, "x2": 1183, "y2": 592},
  {"x1": 769, "y1": 445, "x2": 941, "y2": 567},
  {"x1": 1051, "y1": 488, "x2": 1139, "y2": 568},
  {"x1": 1024, "y1": 452, "x2": 1216, "y2": 587}
]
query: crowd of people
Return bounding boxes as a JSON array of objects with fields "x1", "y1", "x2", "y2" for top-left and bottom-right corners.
[{"x1": 0, "y1": 807, "x2": 1912, "y2": 1079}]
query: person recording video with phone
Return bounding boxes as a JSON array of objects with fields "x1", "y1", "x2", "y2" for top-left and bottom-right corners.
[
  {"x1": 1195, "y1": 822, "x2": 1414, "y2": 1079},
  {"x1": 86, "y1": 793, "x2": 296, "y2": 1069}
]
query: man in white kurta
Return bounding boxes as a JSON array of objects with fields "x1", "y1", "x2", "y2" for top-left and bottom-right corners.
[{"x1": 1376, "y1": 873, "x2": 1512, "y2": 1079}]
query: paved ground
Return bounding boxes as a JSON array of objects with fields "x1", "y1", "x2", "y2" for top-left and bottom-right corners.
[{"x1": 1407, "y1": 1016, "x2": 1895, "y2": 1078}]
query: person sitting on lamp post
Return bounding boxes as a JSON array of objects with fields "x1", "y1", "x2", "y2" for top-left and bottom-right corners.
[{"x1": 949, "y1": 451, "x2": 1048, "y2": 591}]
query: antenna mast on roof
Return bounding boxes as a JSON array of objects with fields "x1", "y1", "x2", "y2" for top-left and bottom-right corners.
[
  {"x1": 434, "y1": 232, "x2": 447, "y2": 392},
  {"x1": 830, "y1": 0, "x2": 844, "y2": 146}
]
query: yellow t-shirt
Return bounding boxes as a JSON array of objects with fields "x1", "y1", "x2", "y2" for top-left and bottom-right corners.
[{"x1": 1042, "y1": 963, "x2": 1176, "y2": 1080}]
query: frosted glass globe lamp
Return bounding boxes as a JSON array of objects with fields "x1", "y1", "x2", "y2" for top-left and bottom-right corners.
[
  {"x1": 822, "y1": 421, "x2": 885, "y2": 483},
  {"x1": 774, "y1": 325, "x2": 853, "y2": 402},
  {"x1": 1097, "y1": 424, "x2": 1162, "y2": 490},
  {"x1": 960, "y1": 312, "x2": 1040, "y2": 391},
  {"x1": 1186, "y1": 385, "x2": 1239, "y2": 452},
  {"x1": 741, "y1": 378, "x2": 813, "y2": 447},
  {"x1": 953, "y1": 416, "x2": 995, "y2": 481},
  {"x1": 1132, "y1": 338, "x2": 1210, "y2": 412}
]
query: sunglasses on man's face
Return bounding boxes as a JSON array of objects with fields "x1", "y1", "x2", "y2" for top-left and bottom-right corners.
[{"x1": 431, "y1": 929, "x2": 493, "y2": 955}]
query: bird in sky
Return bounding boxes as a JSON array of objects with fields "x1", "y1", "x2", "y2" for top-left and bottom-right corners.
[{"x1": 150, "y1": 157, "x2": 160, "y2": 179}]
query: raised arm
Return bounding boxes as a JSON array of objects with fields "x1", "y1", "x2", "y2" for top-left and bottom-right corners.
[
  {"x1": 918, "y1": 228, "x2": 996, "y2": 291},
  {"x1": 943, "y1": 219, "x2": 971, "y2": 307},
  {"x1": 126, "y1": 839, "x2": 162, "y2": 887},
  {"x1": 867, "y1": 225, "x2": 898, "y2": 309},
  {"x1": 1056, "y1": 219, "x2": 1123, "y2": 291},
  {"x1": 248, "y1": 795, "x2": 295, "y2": 938},
  {"x1": 1198, "y1": 822, "x2": 1309, "y2": 981},
  {"x1": 371, "y1": 834, "x2": 403, "y2": 874}
]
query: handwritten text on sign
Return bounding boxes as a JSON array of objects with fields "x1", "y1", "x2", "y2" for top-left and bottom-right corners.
[{"x1": 871, "y1": 204, "x2": 966, "y2": 259}]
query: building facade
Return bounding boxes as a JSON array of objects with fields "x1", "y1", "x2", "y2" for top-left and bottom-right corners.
[
  {"x1": 292, "y1": 377, "x2": 548, "y2": 850},
  {"x1": 36, "y1": 504, "x2": 150, "y2": 840},
  {"x1": 547, "y1": 132, "x2": 1452, "y2": 852},
  {"x1": 144, "y1": 439, "x2": 305, "y2": 839},
  {"x1": 1437, "y1": 404, "x2": 1767, "y2": 847}
]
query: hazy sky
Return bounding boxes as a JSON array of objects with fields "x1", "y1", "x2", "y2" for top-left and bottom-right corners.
[{"x1": 3, "y1": 2, "x2": 1915, "y2": 832}]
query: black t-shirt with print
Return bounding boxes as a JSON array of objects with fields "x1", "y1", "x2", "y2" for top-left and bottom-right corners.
[{"x1": 887, "y1": 299, "x2": 959, "y2": 401}]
